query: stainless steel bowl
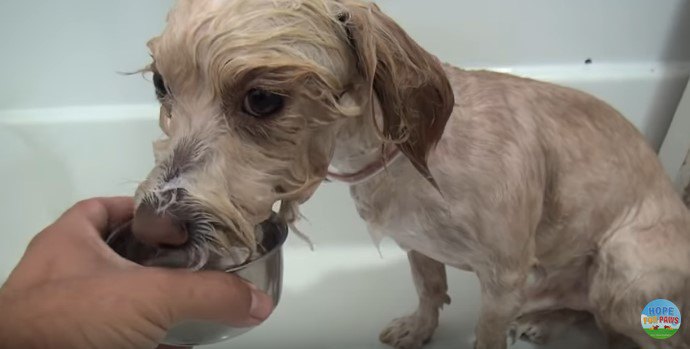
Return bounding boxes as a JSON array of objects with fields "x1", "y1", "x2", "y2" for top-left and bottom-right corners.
[{"x1": 107, "y1": 215, "x2": 287, "y2": 346}]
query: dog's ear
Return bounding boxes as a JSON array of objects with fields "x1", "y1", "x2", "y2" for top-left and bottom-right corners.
[{"x1": 339, "y1": 2, "x2": 454, "y2": 188}]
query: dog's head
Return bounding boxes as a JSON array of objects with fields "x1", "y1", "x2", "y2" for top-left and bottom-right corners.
[{"x1": 132, "y1": 0, "x2": 454, "y2": 267}]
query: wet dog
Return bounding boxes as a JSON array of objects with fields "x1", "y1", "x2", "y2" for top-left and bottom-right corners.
[{"x1": 131, "y1": 1, "x2": 690, "y2": 348}]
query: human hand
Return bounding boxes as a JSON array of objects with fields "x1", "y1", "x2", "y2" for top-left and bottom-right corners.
[{"x1": 0, "y1": 197, "x2": 273, "y2": 349}]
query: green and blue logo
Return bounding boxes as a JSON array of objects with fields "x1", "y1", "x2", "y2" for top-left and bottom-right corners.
[{"x1": 641, "y1": 299, "x2": 681, "y2": 339}]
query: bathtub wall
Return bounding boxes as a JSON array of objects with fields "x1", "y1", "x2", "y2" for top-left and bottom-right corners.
[{"x1": 1, "y1": 0, "x2": 689, "y2": 147}]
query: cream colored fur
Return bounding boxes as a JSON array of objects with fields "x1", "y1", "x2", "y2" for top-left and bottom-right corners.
[{"x1": 134, "y1": 0, "x2": 690, "y2": 348}]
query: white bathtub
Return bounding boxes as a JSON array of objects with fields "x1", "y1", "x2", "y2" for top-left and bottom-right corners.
[
  {"x1": 0, "y1": 111, "x2": 606, "y2": 349},
  {"x1": 1, "y1": 0, "x2": 689, "y2": 348},
  {"x1": 1, "y1": 64, "x2": 687, "y2": 349}
]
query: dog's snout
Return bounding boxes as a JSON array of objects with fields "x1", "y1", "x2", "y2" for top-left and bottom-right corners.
[{"x1": 132, "y1": 202, "x2": 188, "y2": 248}]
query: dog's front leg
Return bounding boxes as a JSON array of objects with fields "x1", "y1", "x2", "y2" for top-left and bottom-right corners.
[
  {"x1": 473, "y1": 268, "x2": 526, "y2": 349},
  {"x1": 380, "y1": 250, "x2": 450, "y2": 349}
]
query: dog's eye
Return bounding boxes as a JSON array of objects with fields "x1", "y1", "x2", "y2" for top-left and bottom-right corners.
[
  {"x1": 243, "y1": 88, "x2": 284, "y2": 118},
  {"x1": 153, "y1": 72, "x2": 167, "y2": 99}
]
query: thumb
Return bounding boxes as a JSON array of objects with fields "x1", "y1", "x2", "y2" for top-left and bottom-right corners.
[{"x1": 144, "y1": 269, "x2": 274, "y2": 328}]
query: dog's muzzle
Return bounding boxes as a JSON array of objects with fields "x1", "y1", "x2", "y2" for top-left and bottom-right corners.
[
  {"x1": 131, "y1": 187, "x2": 194, "y2": 248},
  {"x1": 132, "y1": 200, "x2": 189, "y2": 248}
]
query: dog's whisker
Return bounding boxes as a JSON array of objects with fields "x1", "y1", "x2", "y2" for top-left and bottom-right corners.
[
  {"x1": 156, "y1": 193, "x2": 178, "y2": 214},
  {"x1": 116, "y1": 179, "x2": 145, "y2": 186}
]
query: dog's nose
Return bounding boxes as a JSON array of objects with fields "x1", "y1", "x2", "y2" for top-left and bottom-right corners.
[{"x1": 131, "y1": 203, "x2": 188, "y2": 248}]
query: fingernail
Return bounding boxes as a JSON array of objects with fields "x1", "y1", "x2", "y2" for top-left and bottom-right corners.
[{"x1": 247, "y1": 284, "x2": 273, "y2": 323}]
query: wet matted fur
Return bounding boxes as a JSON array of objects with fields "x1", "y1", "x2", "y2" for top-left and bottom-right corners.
[{"x1": 132, "y1": 1, "x2": 690, "y2": 348}]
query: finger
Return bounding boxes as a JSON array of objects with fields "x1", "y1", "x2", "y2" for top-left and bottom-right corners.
[
  {"x1": 143, "y1": 269, "x2": 274, "y2": 328},
  {"x1": 26, "y1": 197, "x2": 132, "y2": 253},
  {"x1": 63, "y1": 197, "x2": 135, "y2": 237}
]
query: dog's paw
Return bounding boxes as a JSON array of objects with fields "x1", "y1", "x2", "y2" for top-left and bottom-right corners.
[
  {"x1": 379, "y1": 313, "x2": 436, "y2": 349},
  {"x1": 508, "y1": 309, "x2": 589, "y2": 346},
  {"x1": 508, "y1": 321, "x2": 548, "y2": 345}
]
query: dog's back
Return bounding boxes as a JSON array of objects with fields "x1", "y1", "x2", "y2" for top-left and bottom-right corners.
[{"x1": 442, "y1": 66, "x2": 690, "y2": 346}]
